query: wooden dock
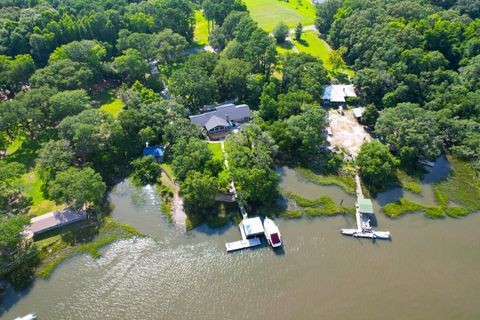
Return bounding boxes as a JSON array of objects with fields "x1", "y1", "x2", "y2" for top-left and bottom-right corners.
[{"x1": 225, "y1": 238, "x2": 261, "y2": 252}]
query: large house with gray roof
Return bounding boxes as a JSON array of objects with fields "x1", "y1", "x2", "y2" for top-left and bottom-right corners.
[{"x1": 189, "y1": 104, "x2": 252, "y2": 140}]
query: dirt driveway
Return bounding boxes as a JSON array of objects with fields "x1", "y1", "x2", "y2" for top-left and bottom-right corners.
[{"x1": 327, "y1": 109, "x2": 371, "y2": 157}]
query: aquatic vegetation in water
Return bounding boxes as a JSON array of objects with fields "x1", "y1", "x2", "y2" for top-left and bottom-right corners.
[
  {"x1": 284, "y1": 192, "x2": 355, "y2": 216},
  {"x1": 294, "y1": 168, "x2": 356, "y2": 194},
  {"x1": 383, "y1": 157, "x2": 480, "y2": 219}
]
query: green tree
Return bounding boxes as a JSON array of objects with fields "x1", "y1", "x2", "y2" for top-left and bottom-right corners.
[
  {"x1": 169, "y1": 67, "x2": 218, "y2": 113},
  {"x1": 154, "y1": 29, "x2": 188, "y2": 65},
  {"x1": 361, "y1": 104, "x2": 380, "y2": 127},
  {"x1": 376, "y1": 103, "x2": 443, "y2": 165},
  {"x1": 295, "y1": 23, "x2": 303, "y2": 41},
  {"x1": 356, "y1": 141, "x2": 399, "y2": 189},
  {"x1": 328, "y1": 46, "x2": 347, "y2": 72},
  {"x1": 171, "y1": 138, "x2": 213, "y2": 181},
  {"x1": 0, "y1": 54, "x2": 35, "y2": 91},
  {"x1": 130, "y1": 156, "x2": 161, "y2": 185},
  {"x1": 36, "y1": 139, "x2": 75, "y2": 180},
  {"x1": 0, "y1": 215, "x2": 29, "y2": 253},
  {"x1": 113, "y1": 48, "x2": 149, "y2": 83},
  {"x1": 180, "y1": 170, "x2": 217, "y2": 212},
  {"x1": 29, "y1": 59, "x2": 94, "y2": 90},
  {"x1": 49, "y1": 167, "x2": 106, "y2": 210},
  {"x1": 124, "y1": 12, "x2": 155, "y2": 33},
  {"x1": 49, "y1": 90, "x2": 91, "y2": 124},
  {"x1": 273, "y1": 21, "x2": 289, "y2": 44},
  {"x1": 212, "y1": 58, "x2": 252, "y2": 100}
]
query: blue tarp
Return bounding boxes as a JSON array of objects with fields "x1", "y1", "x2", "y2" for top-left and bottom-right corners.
[{"x1": 143, "y1": 146, "x2": 164, "y2": 157}]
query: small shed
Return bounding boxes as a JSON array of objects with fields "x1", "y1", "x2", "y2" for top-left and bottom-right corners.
[
  {"x1": 357, "y1": 198, "x2": 374, "y2": 214},
  {"x1": 143, "y1": 146, "x2": 164, "y2": 163},
  {"x1": 241, "y1": 217, "x2": 264, "y2": 238},
  {"x1": 353, "y1": 107, "x2": 365, "y2": 119}
]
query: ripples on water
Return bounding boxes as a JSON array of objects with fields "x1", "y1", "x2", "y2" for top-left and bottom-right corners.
[{"x1": 2, "y1": 163, "x2": 480, "y2": 320}]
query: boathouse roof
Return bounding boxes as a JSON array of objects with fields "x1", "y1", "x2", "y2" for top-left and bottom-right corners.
[
  {"x1": 358, "y1": 198, "x2": 374, "y2": 214},
  {"x1": 241, "y1": 217, "x2": 264, "y2": 238}
]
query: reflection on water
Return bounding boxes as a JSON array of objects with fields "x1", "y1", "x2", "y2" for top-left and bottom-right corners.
[
  {"x1": 2, "y1": 161, "x2": 480, "y2": 320},
  {"x1": 277, "y1": 167, "x2": 356, "y2": 208}
]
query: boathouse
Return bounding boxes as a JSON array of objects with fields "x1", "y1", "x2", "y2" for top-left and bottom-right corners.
[{"x1": 240, "y1": 217, "x2": 264, "y2": 239}]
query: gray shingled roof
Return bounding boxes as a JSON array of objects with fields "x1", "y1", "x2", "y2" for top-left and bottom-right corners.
[{"x1": 189, "y1": 104, "x2": 252, "y2": 129}]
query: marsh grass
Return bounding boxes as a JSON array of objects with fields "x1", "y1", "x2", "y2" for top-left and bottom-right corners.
[{"x1": 35, "y1": 217, "x2": 142, "y2": 278}]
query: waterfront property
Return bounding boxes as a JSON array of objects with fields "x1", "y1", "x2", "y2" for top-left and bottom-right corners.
[
  {"x1": 143, "y1": 145, "x2": 165, "y2": 163},
  {"x1": 322, "y1": 84, "x2": 357, "y2": 106},
  {"x1": 25, "y1": 207, "x2": 87, "y2": 238},
  {"x1": 189, "y1": 104, "x2": 252, "y2": 140}
]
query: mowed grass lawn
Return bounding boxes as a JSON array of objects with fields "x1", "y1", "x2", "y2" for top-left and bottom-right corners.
[
  {"x1": 100, "y1": 98, "x2": 124, "y2": 118},
  {"x1": 194, "y1": 10, "x2": 209, "y2": 46},
  {"x1": 244, "y1": 0, "x2": 316, "y2": 32},
  {"x1": 293, "y1": 31, "x2": 355, "y2": 77},
  {"x1": 207, "y1": 142, "x2": 224, "y2": 162},
  {"x1": 293, "y1": 31, "x2": 332, "y2": 67}
]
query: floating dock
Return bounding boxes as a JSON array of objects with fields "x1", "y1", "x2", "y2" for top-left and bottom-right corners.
[
  {"x1": 226, "y1": 217, "x2": 265, "y2": 252},
  {"x1": 225, "y1": 238, "x2": 261, "y2": 252}
]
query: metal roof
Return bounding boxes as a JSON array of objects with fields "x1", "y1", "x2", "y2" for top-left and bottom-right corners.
[
  {"x1": 241, "y1": 217, "x2": 264, "y2": 237},
  {"x1": 322, "y1": 85, "x2": 357, "y2": 102},
  {"x1": 357, "y1": 198, "x2": 374, "y2": 214},
  {"x1": 353, "y1": 107, "x2": 365, "y2": 118}
]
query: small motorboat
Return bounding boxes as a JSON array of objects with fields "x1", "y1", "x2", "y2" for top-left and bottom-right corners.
[
  {"x1": 263, "y1": 218, "x2": 282, "y2": 248},
  {"x1": 341, "y1": 229, "x2": 391, "y2": 240},
  {"x1": 14, "y1": 314, "x2": 36, "y2": 320}
]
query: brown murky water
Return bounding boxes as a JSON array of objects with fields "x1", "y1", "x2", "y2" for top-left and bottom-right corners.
[{"x1": 2, "y1": 160, "x2": 480, "y2": 320}]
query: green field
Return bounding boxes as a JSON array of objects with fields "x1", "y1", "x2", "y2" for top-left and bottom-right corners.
[
  {"x1": 244, "y1": 0, "x2": 316, "y2": 32},
  {"x1": 194, "y1": 10, "x2": 209, "y2": 46},
  {"x1": 100, "y1": 98, "x2": 124, "y2": 118}
]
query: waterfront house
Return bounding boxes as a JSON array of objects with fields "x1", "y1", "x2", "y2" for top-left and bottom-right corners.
[
  {"x1": 322, "y1": 84, "x2": 357, "y2": 106},
  {"x1": 143, "y1": 145, "x2": 165, "y2": 163},
  {"x1": 189, "y1": 104, "x2": 252, "y2": 140}
]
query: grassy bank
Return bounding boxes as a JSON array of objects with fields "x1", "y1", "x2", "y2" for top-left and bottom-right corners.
[
  {"x1": 35, "y1": 217, "x2": 142, "y2": 278},
  {"x1": 243, "y1": 0, "x2": 315, "y2": 32},
  {"x1": 383, "y1": 156, "x2": 480, "y2": 219},
  {"x1": 294, "y1": 167, "x2": 356, "y2": 194}
]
